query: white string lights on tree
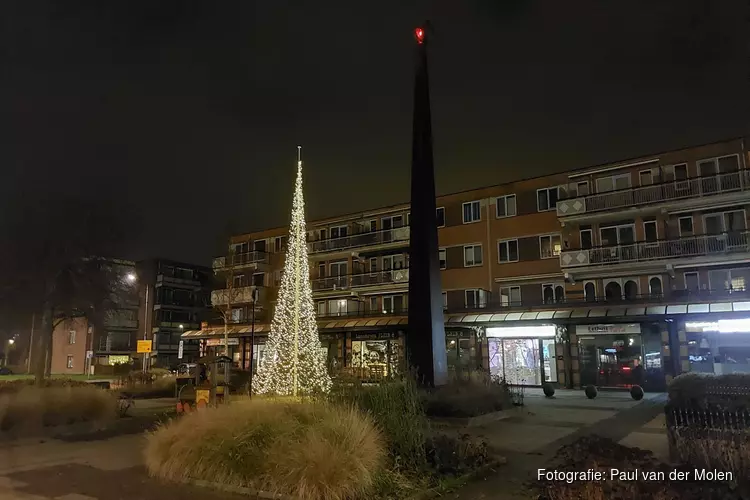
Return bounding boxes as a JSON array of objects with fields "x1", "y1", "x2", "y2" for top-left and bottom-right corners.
[{"x1": 254, "y1": 146, "x2": 332, "y2": 396}]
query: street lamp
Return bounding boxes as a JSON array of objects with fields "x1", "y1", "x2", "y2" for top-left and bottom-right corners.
[
  {"x1": 8, "y1": 339, "x2": 14, "y2": 346},
  {"x1": 4, "y1": 338, "x2": 15, "y2": 366},
  {"x1": 126, "y1": 273, "x2": 136, "y2": 283}
]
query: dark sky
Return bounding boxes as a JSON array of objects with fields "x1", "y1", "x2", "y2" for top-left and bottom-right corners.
[{"x1": 1, "y1": 0, "x2": 748, "y2": 265}]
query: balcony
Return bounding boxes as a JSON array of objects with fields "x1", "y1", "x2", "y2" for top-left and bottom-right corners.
[
  {"x1": 560, "y1": 231, "x2": 750, "y2": 273},
  {"x1": 557, "y1": 170, "x2": 750, "y2": 220},
  {"x1": 307, "y1": 227, "x2": 410, "y2": 257},
  {"x1": 211, "y1": 285, "x2": 267, "y2": 306},
  {"x1": 316, "y1": 307, "x2": 408, "y2": 319},
  {"x1": 103, "y1": 310, "x2": 138, "y2": 329},
  {"x1": 212, "y1": 251, "x2": 270, "y2": 272},
  {"x1": 311, "y1": 269, "x2": 410, "y2": 293}
]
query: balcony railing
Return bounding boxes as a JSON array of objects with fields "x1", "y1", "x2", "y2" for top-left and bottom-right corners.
[
  {"x1": 308, "y1": 226, "x2": 410, "y2": 254},
  {"x1": 211, "y1": 285, "x2": 266, "y2": 306},
  {"x1": 560, "y1": 231, "x2": 750, "y2": 268},
  {"x1": 213, "y1": 251, "x2": 269, "y2": 270},
  {"x1": 311, "y1": 269, "x2": 409, "y2": 292},
  {"x1": 316, "y1": 307, "x2": 408, "y2": 319},
  {"x1": 557, "y1": 170, "x2": 750, "y2": 217}
]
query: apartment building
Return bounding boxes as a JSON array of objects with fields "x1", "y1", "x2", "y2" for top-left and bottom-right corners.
[
  {"x1": 137, "y1": 258, "x2": 213, "y2": 368},
  {"x1": 185, "y1": 137, "x2": 750, "y2": 391}
]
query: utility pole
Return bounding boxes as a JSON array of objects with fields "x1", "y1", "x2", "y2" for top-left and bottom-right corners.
[{"x1": 26, "y1": 313, "x2": 35, "y2": 374}]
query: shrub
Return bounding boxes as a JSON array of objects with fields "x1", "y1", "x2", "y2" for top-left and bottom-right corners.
[
  {"x1": 119, "y1": 376, "x2": 176, "y2": 399},
  {"x1": 424, "y1": 432, "x2": 490, "y2": 476},
  {"x1": 145, "y1": 398, "x2": 385, "y2": 500},
  {"x1": 0, "y1": 386, "x2": 117, "y2": 436},
  {"x1": 330, "y1": 378, "x2": 427, "y2": 471},
  {"x1": 584, "y1": 385, "x2": 597, "y2": 399},
  {"x1": 0, "y1": 378, "x2": 90, "y2": 395},
  {"x1": 422, "y1": 373, "x2": 513, "y2": 418}
]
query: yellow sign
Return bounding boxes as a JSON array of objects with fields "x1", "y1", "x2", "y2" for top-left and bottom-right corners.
[{"x1": 136, "y1": 340, "x2": 152, "y2": 353}]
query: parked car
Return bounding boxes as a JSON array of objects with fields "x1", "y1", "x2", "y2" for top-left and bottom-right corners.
[{"x1": 0, "y1": 367, "x2": 13, "y2": 375}]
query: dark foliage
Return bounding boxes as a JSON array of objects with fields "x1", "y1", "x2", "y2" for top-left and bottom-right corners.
[
  {"x1": 424, "y1": 433, "x2": 490, "y2": 476},
  {"x1": 668, "y1": 373, "x2": 750, "y2": 411},
  {"x1": 536, "y1": 435, "x2": 749, "y2": 500}
]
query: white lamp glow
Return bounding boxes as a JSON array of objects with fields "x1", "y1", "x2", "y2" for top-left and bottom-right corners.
[{"x1": 486, "y1": 325, "x2": 556, "y2": 338}]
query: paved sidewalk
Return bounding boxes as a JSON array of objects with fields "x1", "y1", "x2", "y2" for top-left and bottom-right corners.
[
  {"x1": 0, "y1": 435, "x2": 244, "y2": 500},
  {"x1": 450, "y1": 389, "x2": 667, "y2": 499}
]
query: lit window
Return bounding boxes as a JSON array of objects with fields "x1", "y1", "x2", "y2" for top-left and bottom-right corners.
[{"x1": 539, "y1": 235, "x2": 562, "y2": 258}]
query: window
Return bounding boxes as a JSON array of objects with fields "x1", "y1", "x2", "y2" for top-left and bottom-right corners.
[
  {"x1": 498, "y1": 239, "x2": 519, "y2": 263},
  {"x1": 462, "y1": 201, "x2": 481, "y2": 223},
  {"x1": 438, "y1": 248, "x2": 447, "y2": 270},
  {"x1": 596, "y1": 173, "x2": 631, "y2": 193},
  {"x1": 704, "y1": 210, "x2": 746, "y2": 234},
  {"x1": 539, "y1": 234, "x2": 562, "y2": 258},
  {"x1": 623, "y1": 279, "x2": 638, "y2": 300},
  {"x1": 495, "y1": 195, "x2": 517, "y2": 218},
  {"x1": 368, "y1": 220, "x2": 377, "y2": 232},
  {"x1": 639, "y1": 169, "x2": 657, "y2": 186},
  {"x1": 600, "y1": 224, "x2": 635, "y2": 246},
  {"x1": 273, "y1": 236, "x2": 287, "y2": 252},
  {"x1": 649, "y1": 276, "x2": 663, "y2": 297},
  {"x1": 465, "y1": 289, "x2": 487, "y2": 309},
  {"x1": 537, "y1": 187, "x2": 559, "y2": 211},
  {"x1": 232, "y1": 274, "x2": 245, "y2": 288},
  {"x1": 369, "y1": 297, "x2": 378, "y2": 312},
  {"x1": 253, "y1": 239, "x2": 267, "y2": 252},
  {"x1": 330, "y1": 226, "x2": 348, "y2": 239},
  {"x1": 684, "y1": 272, "x2": 700, "y2": 292},
  {"x1": 407, "y1": 212, "x2": 410, "y2": 226},
  {"x1": 542, "y1": 283, "x2": 565, "y2": 304},
  {"x1": 66, "y1": 356, "x2": 73, "y2": 369},
  {"x1": 574, "y1": 181, "x2": 590, "y2": 196},
  {"x1": 679, "y1": 216, "x2": 694, "y2": 236},
  {"x1": 643, "y1": 220, "x2": 658, "y2": 242},
  {"x1": 442, "y1": 292, "x2": 447, "y2": 310},
  {"x1": 273, "y1": 270, "x2": 282, "y2": 287},
  {"x1": 231, "y1": 308, "x2": 243, "y2": 323},
  {"x1": 499, "y1": 286, "x2": 521, "y2": 306},
  {"x1": 436, "y1": 207, "x2": 445, "y2": 227},
  {"x1": 252, "y1": 273, "x2": 264, "y2": 287},
  {"x1": 584, "y1": 281, "x2": 597, "y2": 302},
  {"x1": 383, "y1": 295, "x2": 405, "y2": 314},
  {"x1": 317, "y1": 301, "x2": 326, "y2": 317},
  {"x1": 580, "y1": 229, "x2": 593, "y2": 249},
  {"x1": 664, "y1": 164, "x2": 688, "y2": 182},
  {"x1": 463, "y1": 245, "x2": 483, "y2": 267},
  {"x1": 369, "y1": 257, "x2": 378, "y2": 273},
  {"x1": 68, "y1": 330, "x2": 76, "y2": 345}
]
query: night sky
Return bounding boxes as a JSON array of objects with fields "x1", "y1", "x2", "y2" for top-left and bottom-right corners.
[{"x1": 1, "y1": 0, "x2": 747, "y2": 266}]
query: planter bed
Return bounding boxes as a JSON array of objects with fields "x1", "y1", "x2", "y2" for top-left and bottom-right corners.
[{"x1": 429, "y1": 408, "x2": 517, "y2": 427}]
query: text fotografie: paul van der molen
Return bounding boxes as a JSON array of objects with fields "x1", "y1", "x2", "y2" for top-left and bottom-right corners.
[{"x1": 538, "y1": 469, "x2": 733, "y2": 483}]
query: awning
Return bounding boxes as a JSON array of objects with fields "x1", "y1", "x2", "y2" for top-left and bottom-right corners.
[{"x1": 182, "y1": 316, "x2": 409, "y2": 339}]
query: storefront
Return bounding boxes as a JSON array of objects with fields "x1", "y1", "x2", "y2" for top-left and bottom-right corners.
[
  {"x1": 685, "y1": 318, "x2": 750, "y2": 375},
  {"x1": 348, "y1": 331, "x2": 403, "y2": 380},
  {"x1": 445, "y1": 328, "x2": 481, "y2": 374},
  {"x1": 575, "y1": 323, "x2": 664, "y2": 390},
  {"x1": 204, "y1": 337, "x2": 241, "y2": 364},
  {"x1": 486, "y1": 325, "x2": 558, "y2": 386}
]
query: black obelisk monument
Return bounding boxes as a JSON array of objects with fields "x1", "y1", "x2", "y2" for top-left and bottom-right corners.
[{"x1": 406, "y1": 25, "x2": 448, "y2": 387}]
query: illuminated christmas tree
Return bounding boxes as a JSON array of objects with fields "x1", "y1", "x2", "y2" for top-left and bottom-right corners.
[{"x1": 254, "y1": 146, "x2": 332, "y2": 396}]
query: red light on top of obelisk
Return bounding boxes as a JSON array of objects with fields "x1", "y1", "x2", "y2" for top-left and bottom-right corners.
[{"x1": 415, "y1": 27, "x2": 425, "y2": 44}]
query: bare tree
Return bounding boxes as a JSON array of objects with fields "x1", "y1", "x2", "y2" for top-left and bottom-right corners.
[
  {"x1": 211, "y1": 246, "x2": 244, "y2": 366},
  {"x1": 0, "y1": 196, "x2": 133, "y2": 385}
]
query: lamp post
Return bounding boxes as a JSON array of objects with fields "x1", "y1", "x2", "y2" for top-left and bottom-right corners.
[{"x1": 4, "y1": 338, "x2": 15, "y2": 367}]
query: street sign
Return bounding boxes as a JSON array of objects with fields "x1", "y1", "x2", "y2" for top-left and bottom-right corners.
[
  {"x1": 136, "y1": 340, "x2": 152, "y2": 353},
  {"x1": 177, "y1": 340, "x2": 184, "y2": 359}
]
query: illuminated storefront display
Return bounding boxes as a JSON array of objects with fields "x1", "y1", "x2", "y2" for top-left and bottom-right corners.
[
  {"x1": 350, "y1": 331, "x2": 402, "y2": 380},
  {"x1": 486, "y1": 325, "x2": 557, "y2": 386},
  {"x1": 685, "y1": 319, "x2": 750, "y2": 375}
]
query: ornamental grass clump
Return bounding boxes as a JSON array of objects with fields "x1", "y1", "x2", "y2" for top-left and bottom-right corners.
[
  {"x1": 0, "y1": 385, "x2": 117, "y2": 436},
  {"x1": 144, "y1": 398, "x2": 386, "y2": 500}
]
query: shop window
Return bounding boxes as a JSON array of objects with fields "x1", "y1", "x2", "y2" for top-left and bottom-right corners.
[
  {"x1": 584, "y1": 281, "x2": 597, "y2": 302},
  {"x1": 446, "y1": 336, "x2": 472, "y2": 372},
  {"x1": 578, "y1": 334, "x2": 644, "y2": 389},
  {"x1": 605, "y1": 281, "x2": 622, "y2": 300},
  {"x1": 488, "y1": 337, "x2": 556, "y2": 385},
  {"x1": 350, "y1": 339, "x2": 400, "y2": 380},
  {"x1": 649, "y1": 277, "x2": 663, "y2": 298}
]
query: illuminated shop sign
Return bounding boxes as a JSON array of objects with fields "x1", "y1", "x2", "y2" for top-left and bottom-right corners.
[
  {"x1": 206, "y1": 338, "x2": 240, "y2": 346},
  {"x1": 685, "y1": 320, "x2": 750, "y2": 333},
  {"x1": 352, "y1": 331, "x2": 399, "y2": 341},
  {"x1": 486, "y1": 325, "x2": 556, "y2": 338},
  {"x1": 575, "y1": 324, "x2": 642, "y2": 335}
]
